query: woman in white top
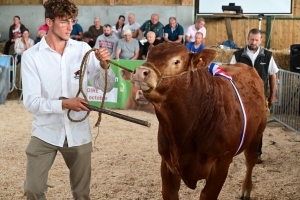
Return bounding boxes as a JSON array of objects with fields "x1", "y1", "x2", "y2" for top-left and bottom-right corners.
[
  {"x1": 112, "y1": 15, "x2": 125, "y2": 38},
  {"x1": 14, "y1": 28, "x2": 34, "y2": 65}
]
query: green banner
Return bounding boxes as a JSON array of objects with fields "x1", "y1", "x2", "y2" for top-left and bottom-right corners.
[{"x1": 88, "y1": 59, "x2": 144, "y2": 109}]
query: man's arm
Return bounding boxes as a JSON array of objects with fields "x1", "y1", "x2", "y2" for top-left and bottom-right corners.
[
  {"x1": 185, "y1": 35, "x2": 191, "y2": 43},
  {"x1": 131, "y1": 50, "x2": 139, "y2": 60},
  {"x1": 268, "y1": 74, "x2": 277, "y2": 107},
  {"x1": 115, "y1": 49, "x2": 121, "y2": 60},
  {"x1": 174, "y1": 35, "x2": 183, "y2": 43}
]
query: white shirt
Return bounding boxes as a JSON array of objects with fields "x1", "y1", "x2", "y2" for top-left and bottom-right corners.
[
  {"x1": 21, "y1": 37, "x2": 116, "y2": 147},
  {"x1": 123, "y1": 22, "x2": 140, "y2": 35},
  {"x1": 186, "y1": 25, "x2": 206, "y2": 41},
  {"x1": 230, "y1": 46, "x2": 279, "y2": 75}
]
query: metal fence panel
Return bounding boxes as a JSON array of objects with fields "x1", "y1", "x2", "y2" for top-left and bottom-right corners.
[{"x1": 270, "y1": 69, "x2": 300, "y2": 134}]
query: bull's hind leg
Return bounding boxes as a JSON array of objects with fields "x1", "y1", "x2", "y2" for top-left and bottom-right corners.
[
  {"x1": 240, "y1": 122, "x2": 266, "y2": 199},
  {"x1": 161, "y1": 159, "x2": 181, "y2": 200}
]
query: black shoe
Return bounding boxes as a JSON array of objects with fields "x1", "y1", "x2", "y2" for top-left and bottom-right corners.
[{"x1": 256, "y1": 155, "x2": 263, "y2": 164}]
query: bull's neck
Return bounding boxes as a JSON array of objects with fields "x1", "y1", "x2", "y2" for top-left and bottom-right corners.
[{"x1": 153, "y1": 69, "x2": 220, "y2": 147}]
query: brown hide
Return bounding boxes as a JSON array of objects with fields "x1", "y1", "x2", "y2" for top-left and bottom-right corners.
[
  {"x1": 120, "y1": 70, "x2": 155, "y2": 113},
  {"x1": 132, "y1": 43, "x2": 267, "y2": 199}
]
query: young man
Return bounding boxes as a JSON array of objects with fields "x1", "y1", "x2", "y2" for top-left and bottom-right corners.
[
  {"x1": 94, "y1": 24, "x2": 119, "y2": 59},
  {"x1": 185, "y1": 32, "x2": 205, "y2": 53},
  {"x1": 21, "y1": 0, "x2": 116, "y2": 199},
  {"x1": 185, "y1": 17, "x2": 206, "y2": 44},
  {"x1": 230, "y1": 28, "x2": 279, "y2": 164}
]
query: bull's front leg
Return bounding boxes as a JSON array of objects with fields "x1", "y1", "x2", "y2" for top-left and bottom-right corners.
[{"x1": 161, "y1": 158, "x2": 181, "y2": 200}]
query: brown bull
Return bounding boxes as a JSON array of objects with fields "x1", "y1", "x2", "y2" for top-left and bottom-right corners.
[{"x1": 132, "y1": 43, "x2": 267, "y2": 200}]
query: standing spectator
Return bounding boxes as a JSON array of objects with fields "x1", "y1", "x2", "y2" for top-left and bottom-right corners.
[
  {"x1": 185, "y1": 17, "x2": 206, "y2": 44},
  {"x1": 21, "y1": 0, "x2": 116, "y2": 199},
  {"x1": 88, "y1": 17, "x2": 103, "y2": 42},
  {"x1": 230, "y1": 28, "x2": 279, "y2": 164},
  {"x1": 95, "y1": 24, "x2": 119, "y2": 59},
  {"x1": 163, "y1": 17, "x2": 184, "y2": 43},
  {"x1": 139, "y1": 13, "x2": 164, "y2": 40},
  {"x1": 82, "y1": 31, "x2": 95, "y2": 48},
  {"x1": 70, "y1": 21, "x2": 83, "y2": 40},
  {"x1": 13, "y1": 28, "x2": 34, "y2": 65},
  {"x1": 121, "y1": 13, "x2": 140, "y2": 39},
  {"x1": 116, "y1": 29, "x2": 139, "y2": 60},
  {"x1": 112, "y1": 15, "x2": 125, "y2": 39},
  {"x1": 142, "y1": 31, "x2": 163, "y2": 60},
  {"x1": 185, "y1": 32, "x2": 205, "y2": 54},
  {"x1": 4, "y1": 15, "x2": 26, "y2": 55},
  {"x1": 35, "y1": 23, "x2": 48, "y2": 44}
]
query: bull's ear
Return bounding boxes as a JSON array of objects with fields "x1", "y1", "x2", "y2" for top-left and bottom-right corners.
[
  {"x1": 192, "y1": 49, "x2": 217, "y2": 69},
  {"x1": 120, "y1": 69, "x2": 132, "y2": 81}
]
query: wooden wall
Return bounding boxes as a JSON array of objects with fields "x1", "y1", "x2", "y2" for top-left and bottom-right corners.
[
  {"x1": 0, "y1": 0, "x2": 185, "y2": 5},
  {"x1": 1, "y1": 0, "x2": 299, "y2": 49}
]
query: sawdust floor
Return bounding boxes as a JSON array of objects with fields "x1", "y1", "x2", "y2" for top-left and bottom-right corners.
[{"x1": 1, "y1": 100, "x2": 300, "y2": 200}]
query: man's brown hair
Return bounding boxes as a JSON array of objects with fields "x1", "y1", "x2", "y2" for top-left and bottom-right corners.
[{"x1": 43, "y1": 0, "x2": 78, "y2": 20}]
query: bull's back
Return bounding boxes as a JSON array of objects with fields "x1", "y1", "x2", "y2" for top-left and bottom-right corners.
[{"x1": 222, "y1": 63, "x2": 267, "y2": 144}]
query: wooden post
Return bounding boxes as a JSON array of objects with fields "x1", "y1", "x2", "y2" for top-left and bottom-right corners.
[{"x1": 224, "y1": 17, "x2": 233, "y2": 41}]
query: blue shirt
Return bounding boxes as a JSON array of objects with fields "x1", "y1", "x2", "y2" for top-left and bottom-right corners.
[
  {"x1": 164, "y1": 23, "x2": 184, "y2": 42},
  {"x1": 71, "y1": 24, "x2": 83, "y2": 36},
  {"x1": 186, "y1": 42, "x2": 205, "y2": 54}
]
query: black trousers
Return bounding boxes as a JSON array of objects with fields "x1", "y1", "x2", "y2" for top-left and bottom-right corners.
[{"x1": 4, "y1": 40, "x2": 14, "y2": 55}]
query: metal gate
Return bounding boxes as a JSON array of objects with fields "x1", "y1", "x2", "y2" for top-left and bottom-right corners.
[{"x1": 269, "y1": 69, "x2": 300, "y2": 134}]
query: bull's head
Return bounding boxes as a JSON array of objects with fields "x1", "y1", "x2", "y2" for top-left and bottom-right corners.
[{"x1": 132, "y1": 43, "x2": 217, "y2": 99}]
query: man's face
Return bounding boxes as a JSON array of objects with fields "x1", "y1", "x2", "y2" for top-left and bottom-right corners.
[
  {"x1": 94, "y1": 19, "x2": 101, "y2": 27},
  {"x1": 128, "y1": 14, "x2": 134, "y2": 24},
  {"x1": 125, "y1": 33, "x2": 132, "y2": 42},
  {"x1": 194, "y1": 34, "x2": 203, "y2": 44},
  {"x1": 147, "y1": 33, "x2": 155, "y2": 44},
  {"x1": 169, "y1": 19, "x2": 176, "y2": 29},
  {"x1": 103, "y1": 26, "x2": 112, "y2": 37},
  {"x1": 49, "y1": 17, "x2": 74, "y2": 41},
  {"x1": 248, "y1": 33, "x2": 262, "y2": 51},
  {"x1": 151, "y1": 15, "x2": 159, "y2": 25},
  {"x1": 195, "y1": 21, "x2": 205, "y2": 30}
]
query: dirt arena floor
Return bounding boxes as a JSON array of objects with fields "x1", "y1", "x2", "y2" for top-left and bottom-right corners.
[{"x1": 1, "y1": 100, "x2": 300, "y2": 200}]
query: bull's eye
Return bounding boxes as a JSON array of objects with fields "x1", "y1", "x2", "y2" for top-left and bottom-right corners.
[{"x1": 174, "y1": 60, "x2": 180, "y2": 65}]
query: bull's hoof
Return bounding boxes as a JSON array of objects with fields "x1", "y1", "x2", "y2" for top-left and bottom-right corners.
[{"x1": 238, "y1": 195, "x2": 251, "y2": 200}]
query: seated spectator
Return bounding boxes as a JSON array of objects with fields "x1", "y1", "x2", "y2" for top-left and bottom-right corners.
[
  {"x1": 4, "y1": 15, "x2": 26, "y2": 55},
  {"x1": 185, "y1": 17, "x2": 206, "y2": 44},
  {"x1": 13, "y1": 28, "x2": 34, "y2": 65},
  {"x1": 163, "y1": 17, "x2": 184, "y2": 43},
  {"x1": 82, "y1": 31, "x2": 95, "y2": 48},
  {"x1": 139, "y1": 13, "x2": 164, "y2": 40},
  {"x1": 185, "y1": 32, "x2": 205, "y2": 54},
  {"x1": 94, "y1": 24, "x2": 119, "y2": 59},
  {"x1": 121, "y1": 13, "x2": 140, "y2": 39},
  {"x1": 116, "y1": 29, "x2": 139, "y2": 60},
  {"x1": 142, "y1": 31, "x2": 163, "y2": 60},
  {"x1": 35, "y1": 23, "x2": 48, "y2": 44},
  {"x1": 112, "y1": 15, "x2": 125, "y2": 39},
  {"x1": 88, "y1": 17, "x2": 103, "y2": 42},
  {"x1": 70, "y1": 20, "x2": 83, "y2": 41}
]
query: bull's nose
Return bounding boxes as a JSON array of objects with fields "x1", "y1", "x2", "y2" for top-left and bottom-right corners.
[{"x1": 133, "y1": 67, "x2": 150, "y2": 79}]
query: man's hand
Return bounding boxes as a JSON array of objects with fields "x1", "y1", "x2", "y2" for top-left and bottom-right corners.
[
  {"x1": 268, "y1": 95, "x2": 277, "y2": 108},
  {"x1": 62, "y1": 97, "x2": 90, "y2": 112},
  {"x1": 95, "y1": 48, "x2": 111, "y2": 69}
]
